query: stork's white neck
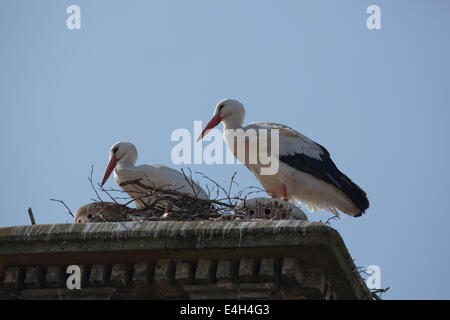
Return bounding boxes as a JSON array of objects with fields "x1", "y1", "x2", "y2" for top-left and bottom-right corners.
[
  {"x1": 114, "y1": 156, "x2": 140, "y2": 185},
  {"x1": 222, "y1": 115, "x2": 244, "y2": 130},
  {"x1": 116, "y1": 153, "x2": 137, "y2": 168}
]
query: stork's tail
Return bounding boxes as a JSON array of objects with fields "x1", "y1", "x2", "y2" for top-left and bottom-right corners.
[{"x1": 338, "y1": 175, "x2": 369, "y2": 217}]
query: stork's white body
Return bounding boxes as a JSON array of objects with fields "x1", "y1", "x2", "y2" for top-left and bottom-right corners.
[
  {"x1": 102, "y1": 142, "x2": 208, "y2": 208},
  {"x1": 115, "y1": 162, "x2": 208, "y2": 206}
]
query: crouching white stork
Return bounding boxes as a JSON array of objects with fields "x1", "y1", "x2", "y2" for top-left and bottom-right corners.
[
  {"x1": 197, "y1": 99, "x2": 369, "y2": 217},
  {"x1": 101, "y1": 141, "x2": 208, "y2": 207}
]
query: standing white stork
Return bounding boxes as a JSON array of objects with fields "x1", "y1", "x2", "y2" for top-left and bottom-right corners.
[
  {"x1": 101, "y1": 141, "x2": 209, "y2": 207},
  {"x1": 197, "y1": 99, "x2": 369, "y2": 217}
]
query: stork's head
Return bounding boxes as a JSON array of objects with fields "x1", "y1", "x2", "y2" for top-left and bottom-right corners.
[
  {"x1": 197, "y1": 98, "x2": 245, "y2": 141},
  {"x1": 101, "y1": 141, "x2": 138, "y2": 186}
]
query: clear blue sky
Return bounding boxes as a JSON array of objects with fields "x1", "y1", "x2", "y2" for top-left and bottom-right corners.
[{"x1": 1, "y1": 0, "x2": 449, "y2": 299}]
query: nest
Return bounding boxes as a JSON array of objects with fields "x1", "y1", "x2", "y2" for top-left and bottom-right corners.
[
  {"x1": 55, "y1": 168, "x2": 306, "y2": 224},
  {"x1": 74, "y1": 177, "x2": 308, "y2": 223},
  {"x1": 74, "y1": 176, "x2": 246, "y2": 223}
]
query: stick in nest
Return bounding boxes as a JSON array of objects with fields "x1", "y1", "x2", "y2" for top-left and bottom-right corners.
[
  {"x1": 194, "y1": 171, "x2": 238, "y2": 206},
  {"x1": 50, "y1": 199, "x2": 74, "y2": 217},
  {"x1": 371, "y1": 287, "x2": 390, "y2": 300},
  {"x1": 180, "y1": 168, "x2": 200, "y2": 199},
  {"x1": 88, "y1": 165, "x2": 104, "y2": 203},
  {"x1": 119, "y1": 179, "x2": 236, "y2": 209}
]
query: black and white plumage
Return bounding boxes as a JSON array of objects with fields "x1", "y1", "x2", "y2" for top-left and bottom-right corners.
[{"x1": 197, "y1": 99, "x2": 369, "y2": 217}]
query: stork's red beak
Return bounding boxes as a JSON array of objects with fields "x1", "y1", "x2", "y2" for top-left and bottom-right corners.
[
  {"x1": 196, "y1": 114, "x2": 223, "y2": 142},
  {"x1": 101, "y1": 157, "x2": 119, "y2": 187}
]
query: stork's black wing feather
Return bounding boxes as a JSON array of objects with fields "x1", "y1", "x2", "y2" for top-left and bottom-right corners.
[{"x1": 279, "y1": 144, "x2": 369, "y2": 216}]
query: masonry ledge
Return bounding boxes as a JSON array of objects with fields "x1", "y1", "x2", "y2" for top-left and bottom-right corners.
[
  {"x1": 0, "y1": 220, "x2": 371, "y2": 300},
  {"x1": 0, "y1": 220, "x2": 336, "y2": 253}
]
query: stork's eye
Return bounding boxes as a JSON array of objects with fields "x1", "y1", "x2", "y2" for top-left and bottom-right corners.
[
  {"x1": 112, "y1": 146, "x2": 119, "y2": 154},
  {"x1": 218, "y1": 104, "x2": 225, "y2": 112}
]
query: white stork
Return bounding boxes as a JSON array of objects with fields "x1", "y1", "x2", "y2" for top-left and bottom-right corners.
[
  {"x1": 101, "y1": 141, "x2": 209, "y2": 207},
  {"x1": 197, "y1": 99, "x2": 369, "y2": 217}
]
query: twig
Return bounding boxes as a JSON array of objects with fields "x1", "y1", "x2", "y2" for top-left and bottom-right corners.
[
  {"x1": 50, "y1": 199, "x2": 74, "y2": 217},
  {"x1": 227, "y1": 172, "x2": 238, "y2": 201},
  {"x1": 195, "y1": 171, "x2": 229, "y2": 202},
  {"x1": 357, "y1": 266, "x2": 373, "y2": 277},
  {"x1": 88, "y1": 165, "x2": 103, "y2": 203},
  {"x1": 235, "y1": 185, "x2": 264, "y2": 199},
  {"x1": 27, "y1": 207, "x2": 36, "y2": 225},
  {"x1": 371, "y1": 287, "x2": 390, "y2": 300},
  {"x1": 180, "y1": 168, "x2": 198, "y2": 198},
  {"x1": 98, "y1": 183, "x2": 120, "y2": 205},
  {"x1": 324, "y1": 215, "x2": 339, "y2": 226}
]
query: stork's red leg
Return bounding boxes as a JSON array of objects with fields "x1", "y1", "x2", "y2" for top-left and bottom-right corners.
[{"x1": 282, "y1": 184, "x2": 288, "y2": 201}]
